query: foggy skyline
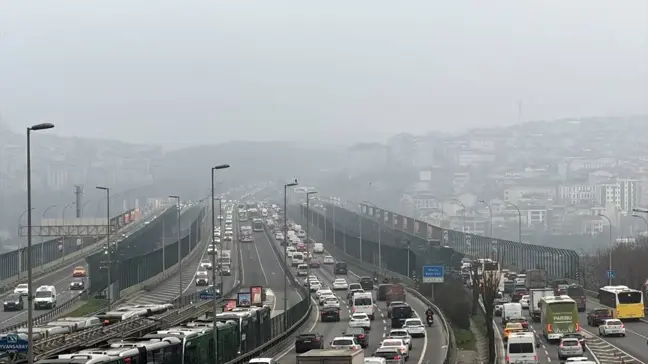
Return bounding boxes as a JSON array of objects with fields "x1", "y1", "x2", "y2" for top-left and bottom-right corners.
[{"x1": 1, "y1": 0, "x2": 646, "y2": 146}]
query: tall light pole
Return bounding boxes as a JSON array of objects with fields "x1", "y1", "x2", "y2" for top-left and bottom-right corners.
[
  {"x1": 284, "y1": 179, "x2": 298, "y2": 323},
  {"x1": 598, "y1": 213, "x2": 614, "y2": 285},
  {"x1": 62, "y1": 201, "x2": 76, "y2": 219},
  {"x1": 41, "y1": 204, "x2": 56, "y2": 270},
  {"x1": 505, "y1": 201, "x2": 522, "y2": 244},
  {"x1": 362, "y1": 201, "x2": 381, "y2": 272},
  {"x1": 452, "y1": 199, "x2": 467, "y2": 251},
  {"x1": 632, "y1": 214, "x2": 648, "y2": 235},
  {"x1": 96, "y1": 186, "x2": 111, "y2": 309},
  {"x1": 479, "y1": 199, "x2": 494, "y2": 259},
  {"x1": 26, "y1": 122, "x2": 55, "y2": 364},
  {"x1": 210, "y1": 164, "x2": 229, "y2": 364},
  {"x1": 306, "y1": 191, "x2": 317, "y2": 297},
  {"x1": 81, "y1": 199, "x2": 93, "y2": 217},
  {"x1": 169, "y1": 195, "x2": 182, "y2": 301}
]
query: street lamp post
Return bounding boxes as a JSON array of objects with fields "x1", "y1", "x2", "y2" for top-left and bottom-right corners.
[
  {"x1": 81, "y1": 200, "x2": 93, "y2": 217},
  {"x1": 27, "y1": 122, "x2": 55, "y2": 364},
  {"x1": 306, "y1": 191, "x2": 317, "y2": 298},
  {"x1": 479, "y1": 199, "x2": 494, "y2": 259},
  {"x1": 505, "y1": 202, "x2": 522, "y2": 244},
  {"x1": 210, "y1": 164, "x2": 229, "y2": 364},
  {"x1": 169, "y1": 195, "x2": 182, "y2": 301},
  {"x1": 598, "y1": 213, "x2": 614, "y2": 285},
  {"x1": 17, "y1": 208, "x2": 35, "y2": 280},
  {"x1": 451, "y1": 199, "x2": 467, "y2": 250},
  {"x1": 632, "y1": 214, "x2": 648, "y2": 235},
  {"x1": 41, "y1": 205, "x2": 56, "y2": 270},
  {"x1": 96, "y1": 186, "x2": 111, "y2": 308},
  {"x1": 284, "y1": 180, "x2": 298, "y2": 325},
  {"x1": 362, "y1": 201, "x2": 381, "y2": 272}
]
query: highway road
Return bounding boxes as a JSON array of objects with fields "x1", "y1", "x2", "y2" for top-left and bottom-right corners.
[
  {"x1": 123, "y1": 205, "x2": 238, "y2": 305},
  {"x1": 0, "y1": 205, "x2": 171, "y2": 330},
  {"x1": 243, "y1": 228, "x2": 303, "y2": 316},
  {"x1": 576, "y1": 296, "x2": 647, "y2": 363},
  {"x1": 275, "y1": 245, "x2": 441, "y2": 364}
]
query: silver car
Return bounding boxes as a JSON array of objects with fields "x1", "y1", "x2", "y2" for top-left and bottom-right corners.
[
  {"x1": 373, "y1": 347, "x2": 405, "y2": 364},
  {"x1": 558, "y1": 338, "x2": 584, "y2": 360}
]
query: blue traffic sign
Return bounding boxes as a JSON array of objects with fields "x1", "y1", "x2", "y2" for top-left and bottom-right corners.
[
  {"x1": 0, "y1": 333, "x2": 29, "y2": 352},
  {"x1": 607, "y1": 270, "x2": 616, "y2": 279},
  {"x1": 422, "y1": 265, "x2": 445, "y2": 283}
]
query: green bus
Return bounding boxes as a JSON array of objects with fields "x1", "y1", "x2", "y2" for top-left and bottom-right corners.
[{"x1": 540, "y1": 295, "x2": 579, "y2": 342}]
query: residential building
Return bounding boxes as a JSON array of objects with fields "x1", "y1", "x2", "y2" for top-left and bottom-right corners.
[{"x1": 596, "y1": 178, "x2": 638, "y2": 214}]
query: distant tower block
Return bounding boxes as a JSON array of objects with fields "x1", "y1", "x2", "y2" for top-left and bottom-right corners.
[
  {"x1": 135, "y1": 198, "x2": 139, "y2": 209},
  {"x1": 74, "y1": 185, "x2": 84, "y2": 218}
]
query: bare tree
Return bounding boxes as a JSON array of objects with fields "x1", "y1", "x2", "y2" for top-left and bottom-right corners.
[
  {"x1": 471, "y1": 265, "x2": 480, "y2": 315},
  {"x1": 585, "y1": 237, "x2": 648, "y2": 290},
  {"x1": 480, "y1": 270, "x2": 502, "y2": 364}
]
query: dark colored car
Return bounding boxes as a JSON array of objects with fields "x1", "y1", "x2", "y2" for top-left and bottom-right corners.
[
  {"x1": 343, "y1": 327, "x2": 369, "y2": 348},
  {"x1": 295, "y1": 332, "x2": 324, "y2": 353},
  {"x1": 511, "y1": 288, "x2": 527, "y2": 302},
  {"x1": 359, "y1": 277, "x2": 374, "y2": 291},
  {"x1": 69, "y1": 278, "x2": 85, "y2": 290},
  {"x1": 587, "y1": 308, "x2": 612, "y2": 327},
  {"x1": 563, "y1": 333, "x2": 586, "y2": 352},
  {"x1": 320, "y1": 307, "x2": 341, "y2": 322},
  {"x1": 334, "y1": 262, "x2": 347, "y2": 275},
  {"x1": 3, "y1": 294, "x2": 24, "y2": 311},
  {"x1": 390, "y1": 304, "x2": 413, "y2": 328}
]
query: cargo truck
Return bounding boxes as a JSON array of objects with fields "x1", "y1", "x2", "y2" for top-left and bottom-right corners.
[
  {"x1": 525, "y1": 269, "x2": 547, "y2": 289},
  {"x1": 529, "y1": 288, "x2": 554, "y2": 322},
  {"x1": 385, "y1": 284, "x2": 406, "y2": 306},
  {"x1": 296, "y1": 349, "x2": 364, "y2": 364}
]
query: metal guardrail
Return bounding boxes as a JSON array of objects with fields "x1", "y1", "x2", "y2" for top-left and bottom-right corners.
[{"x1": 320, "y1": 197, "x2": 582, "y2": 283}]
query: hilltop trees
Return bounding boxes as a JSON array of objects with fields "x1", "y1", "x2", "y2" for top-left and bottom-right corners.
[{"x1": 581, "y1": 237, "x2": 648, "y2": 290}]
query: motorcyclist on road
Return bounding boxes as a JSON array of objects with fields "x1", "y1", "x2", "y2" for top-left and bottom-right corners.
[{"x1": 425, "y1": 307, "x2": 434, "y2": 318}]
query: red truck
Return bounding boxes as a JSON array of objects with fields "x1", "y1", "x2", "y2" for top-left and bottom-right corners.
[{"x1": 385, "y1": 284, "x2": 406, "y2": 306}]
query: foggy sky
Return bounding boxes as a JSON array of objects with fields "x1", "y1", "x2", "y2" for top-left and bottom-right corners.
[{"x1": 1, "y1": 0, "x2": 646, "y2": 146}]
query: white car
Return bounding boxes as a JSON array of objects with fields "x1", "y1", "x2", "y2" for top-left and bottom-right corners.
[
  {"x1": 332, "y1": 278, "x2": 349, "y2": 290},
  {"x1": 403, "y1": 318, "x2": 426, "y2": 337},
  {"x1": 304, "y1": 275, "x2": 318, "y2": 287},
  {"x1": 275, "y1": 232, "x2": 284, "y2": 240},
  {"x1": 316, "y1": 288, "x2": 332, "y2": 299},
  {"x1": 319, "y1": 293, "x2": 336, "y2": 305},
  {"x1": 380, "y1": 338, "x2": 409, "y2": 359},
  {"x1": 13, "y1": 284, "x2": 28, "y2": 296},
  {"x1": 309, "y1": 281, "x2": 322, "y2": 292},
  {"x1": 330, "y1": 336, "x2": 362, "y2": 350},
  {"x1": 323, "y1": 297, "x2": 340, "y2": 309},
  {"x1": 387, "y1": 329, "x2": 412, "y2": 350},
  {"x1": 200, "y1": 261, "x2": 213, "y2": 270},
  {"x1": 519, "y1": 295, "x2": 530, "y2": 309},
  {"x1": 349, "y1": 313, "x2": 371, "y2": 330},
  {"x1": 323, "y1": 255, "x2": 335, "y2": 264},
  {"x1": 225, "y1": 226, "x2": 233, "y2": 231},
  {"x1": 598, "y1": 319, "x2": 626, "y2": 337}
]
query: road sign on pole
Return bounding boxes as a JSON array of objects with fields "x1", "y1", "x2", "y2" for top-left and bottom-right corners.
[
  {"x1": 465, "y1": 235, "x2": 471, "y2": 246},
  {"x1": 422, "y1": 265, "x2": 445, "y2": 283},
  {"x1": 442, "y1": 230, "x2": 448, "y2": 243},
  {"x1": 607, "y1": 270, "x2": 616, "y2": 279}
]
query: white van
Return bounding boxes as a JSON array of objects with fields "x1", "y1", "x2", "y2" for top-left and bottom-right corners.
[
  {"x1": 352, "y1": 292, "x2": 375, "y2": 320},
  {"x1": 313, "y1": 243, "x2": 324, "y2": 254},
  {"x1": 34, "y1": 285, "x2": 57, "y2": 310},
  {"x1": 506, "y1": 332, "x2": 539, "y2": 364},
  {"x1": 501, "y1": 302, "x2": 523, "y2": 325},
  {"x1": 292, "y1": 252, "x2": 304, "y2": 267},
  {"x1": 296, "y1": 264, "x2": 309, "y2": 277}
]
